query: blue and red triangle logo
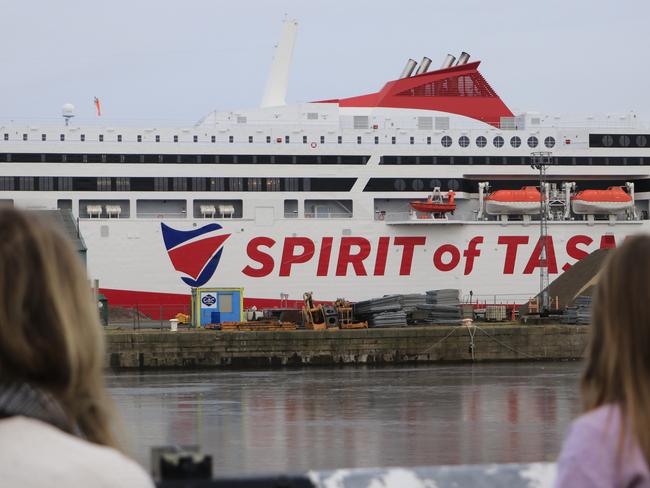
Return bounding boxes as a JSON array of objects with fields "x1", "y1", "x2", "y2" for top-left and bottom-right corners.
[{"x1": 161, "y1": 223, "x2": 231, "y2": 287}]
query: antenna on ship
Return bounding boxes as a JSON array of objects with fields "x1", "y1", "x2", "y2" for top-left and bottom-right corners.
[
  {"x1": 531, "y1": 151, "x2": 554, "y2": 315},
  {"x1": 62, "y1": 103, "x2": 75, "y2": 126},
  {"x1": 260, "y1": 16, "x2": 298, "y2": 108}
]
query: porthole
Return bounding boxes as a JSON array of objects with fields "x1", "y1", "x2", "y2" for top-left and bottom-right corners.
[
  {"x1": 459, "y1": 136, "x2": 470, "y2": 147},
  {"x1": 527, "y1": 136, "x2": 539, "y2": 148},
  {"x1": 476, "y1": 136, "x2": 487, "y2": 148},
  {"x1": 636, "y1": 135, "x2": 648, "y2": 147},
  {"x1": 429, "y1": 179, "x2": 442, "y2": 189},
  {"x1": 394, "y1": 179, "x2": 407, "y2": 191},
  {"x1": 412, "y1": 179, "x2": 424, "y2": 191},
  {"x1": 602, "y1": 135, "x2": 613, "y2": 147},
  {"x1": 510, "y1": 136, "x2": 521, "y2": 148},
  {"x1": 544, "y1": 136, "x2": 555, "y2": 148},
  {"x1": 619, "y1": 135, "x2": 630, "y2": 147},
  {"x1": 441, "y1": 135, "x2": 452, "y2": 147},
  {"x1": 493, "y1": 136, "x2": 504, "y2": 148},
  {"x1": 448, "y1": 179, "x2": 460, "y2": 191}
]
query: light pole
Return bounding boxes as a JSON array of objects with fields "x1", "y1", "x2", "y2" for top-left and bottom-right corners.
[{"x1": 530, "y1": 151, "x2": 553, "y2": 314}]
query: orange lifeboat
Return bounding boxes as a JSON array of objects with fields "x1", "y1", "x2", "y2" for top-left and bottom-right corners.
[
  {"x1": 571, "y1": 186, "x2": 633, "y2": 215},
  {"x1": 485, "y1": 186, "x2": 542, "y2": 215},
  {"x1": 410, "y1": 190, "x2": 456, "y2": 214}
]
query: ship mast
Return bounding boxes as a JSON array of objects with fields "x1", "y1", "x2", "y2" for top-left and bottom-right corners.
[{"x1": 531, "y1": 151, "x2": 553, "y2": 314}]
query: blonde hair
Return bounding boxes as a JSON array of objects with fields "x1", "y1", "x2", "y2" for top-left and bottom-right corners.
[
  {"x1": 0, "y1": 208, "x2": 118, "y2": 448},
  {"x1": 582, "y1": 234, "x2": 650, "y2": 464}
]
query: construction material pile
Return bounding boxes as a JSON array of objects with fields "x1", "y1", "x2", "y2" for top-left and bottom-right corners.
[
  {"x1": 354, "y1": 290, "x2": 462, "y2": 327},
  {"x1": 415, "y1": 289, "x2": 463, "y2": 324},
  {"x1": 562, "y1": 296, "x2": 592, "y2": 325}
]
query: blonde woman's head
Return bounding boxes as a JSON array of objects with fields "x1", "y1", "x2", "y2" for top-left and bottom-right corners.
[{"x1": 0, "y1": 208, "x2": 117, "y2": 447}]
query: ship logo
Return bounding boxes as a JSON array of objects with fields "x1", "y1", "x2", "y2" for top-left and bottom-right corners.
[{"x1": 161, "y1": 223, "x2": 231, "y2": 287}]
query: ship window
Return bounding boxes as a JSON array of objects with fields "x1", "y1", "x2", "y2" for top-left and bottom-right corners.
[
  {"x1": 173, "y1": 135, "x2": 178, "y2": 143},
  {"x1": 137, "y1": 135, "x2": 142, "y2": 142},
  {"x1": 527, "y1": 136, "x2": 538, "y2": 148},
  {"x1": 266, "y1": 136, "x2": 271, "y2": 143},
  {"x1": 41, "y1": 134, "x2": 46, "y2": 141},
  {"x1": 412, "y1": 179, "x2": 424, "y2": 191},
  {"x1": 249, "y1": 136, "x2": 254, "y2": 143},
  {"x1": 99, "y1": 134, "x2": 104, "y2": 142},
  {"x1": 441, "y1": 135, "x2": 452, "y2": 147},
  {"x1": 3, "y1": 134, "x2": 8, "y2": 141},
  {"x1": 211, "y1": 135, "x2": 216, "y2": 143},
  {"x1": 427, "y1": 136, "x2": 431, "y2": 145},
  {"x1": 619, "y1": 135, "x2": 631, "y2": 147},
  {"x1": 544, "y1": 136, "x2": 555, "y2": 148},
  {"x1": 80, "y1": 134, "x2": 85, "y2": 142},
  {"x1": 193, "y1": 135, "x2": 198, "y2": 143},
  {"x1": 320, "y1": 135, "x2": 325, "y2": 144},
  {"x1": 357, "y1": 136, "x2": 362, "y2": 144},
  {"x1": 229, "y1": 135, "x2": 234, "y2": 143},
  {"x1": 394, "y1": 179, "x2": 407, "y2": 191},
  {"x1": 60, "y1": 134, "x2": 65, "y2": 142},
  {"x1": 391, "y1": 136, "x2": 396, "y2": 145},
  {"x1": 374, "y1": 136, "x2": 379, "y2": 145},
  {"x1": 601, "y1": 135, "x2": 613, "y2": 147},
  {"x1": 302, "y1": 135, "x2": 307, "y2": 144},
  {"x1": 493, "y1": 136, "x2": 504, "y2": 148},
  {"x1": 459, "y1": 136, "x2": 470, "y2": 147},
  {"x1": 22, "y1": 134, "x2": 28, "y2": 141},
  {"x1": 409, "y1": 136, "x2": 414, "y2": 145},
  {"x1": 338, "y1": 136, "x2": 342, "y2": 144},
  {"x1": 117, "y1": 134, "x2": 122, "y2": 142},
  {"x1": 476, "y1": 136, "x2": 487, "y2": 148},
  {"x1": 510, "y1": 136, "x2": 521, "y2": 148},
  {"x1": 155, "y1": 135, "x2": 160, "y2": 143},
  {"x1": 285, "y1": 135, "x2": 290, "y2": 143}
]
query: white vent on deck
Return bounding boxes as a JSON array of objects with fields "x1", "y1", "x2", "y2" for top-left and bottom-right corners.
[
  {"x1": 417, "y1": 117, "x2": 433, "y2": 130},
  {"x1": 307, "y1": 112, "x2": 318, "y2": 120},
  {"x1": 435, "y1": 117, "x2": 450, "y2": 130},
  {"x1": 353, "y1": 116, "x2": 369, "y2": 129},
  {"x1": 236, "y1": 116, "x2": 247, "y2": 124}
]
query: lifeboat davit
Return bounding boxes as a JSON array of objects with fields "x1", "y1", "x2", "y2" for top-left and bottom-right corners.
[
  {"x1": 410, "y1": 190, "x2": 456, "y2": 214},
  {"x1": 571, "y1": 186, "x2": 633, "y2": 215},
  {"x1": 485, "y1": 186, "x2": 542, "y2": 215}
]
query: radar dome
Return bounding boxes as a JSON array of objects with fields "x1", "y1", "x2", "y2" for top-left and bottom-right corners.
[{"x1": 62, "y1": 103, "x2": 75, "y2": 116}]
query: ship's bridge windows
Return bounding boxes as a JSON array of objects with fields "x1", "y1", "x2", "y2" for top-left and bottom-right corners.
[
  {"x1": 117, "y1": 135, "x2": 122, "y2": 142},
  {"x1": 476, "y1": 136, "x2": 487, "y2": 148},
  {"x1": 493, "y1": 136, "x2": 504, "y2": 148},
  {"x1": 544, "y1": 136, "x2": 555, "y2": 148},
  {"x1": 510, "y1": 136, "x2": 521, "y2": 148},
  {"x1": 60, "y1": 134, "x2": 65, "y2": 142},
  {"x1": 459, "y1": 136, "x2": 470, "y2": 147},
  {"x1": 527, "y1": 136, "x2": 539, "y2": 148},
  {"x1": 441, "y1": 135, "x2": 452, "y2": 147},
  {"x1": 304, "y1": 199, "x2": 353, "y2": 219}
]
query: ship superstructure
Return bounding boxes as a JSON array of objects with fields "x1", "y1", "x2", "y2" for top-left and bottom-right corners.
[{"x1": 1, "y1": 19, "x2": 649, "y2": 310}]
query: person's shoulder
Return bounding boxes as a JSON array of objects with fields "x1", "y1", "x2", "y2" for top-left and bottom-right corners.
[
  {"x1": 0, "y1": 416, "x2": 154, "y2": 487},
  {"x1": 571, "y1": 404, "x2": 622, "y2": 438}
]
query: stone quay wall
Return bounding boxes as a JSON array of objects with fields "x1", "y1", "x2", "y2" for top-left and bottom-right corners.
[{"x1": 105, "y1": 324, "x2": 588, "y2": 369}]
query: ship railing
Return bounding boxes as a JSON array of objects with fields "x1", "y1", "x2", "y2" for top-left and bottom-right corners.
[{"x1": 303, "y1": 212, "x2": 353, "y2": 219}]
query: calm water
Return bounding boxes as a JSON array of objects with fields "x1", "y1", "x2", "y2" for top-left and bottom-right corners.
[{"x1": 107, "y1": 362, "x2": 582, "y2": 475}]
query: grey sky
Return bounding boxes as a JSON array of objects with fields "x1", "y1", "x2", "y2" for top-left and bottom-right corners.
[{"x1": 1, "y1": 0, "x2": 648, "y2": 124}]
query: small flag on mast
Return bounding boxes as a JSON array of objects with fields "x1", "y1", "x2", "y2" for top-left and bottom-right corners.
[{"x1": 94, "y1": 97, "x2": 101, "y2": 116}]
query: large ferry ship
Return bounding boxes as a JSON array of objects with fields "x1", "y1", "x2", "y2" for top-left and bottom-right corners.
[{"x1": 2, "y1": 18, "x2": 649, "y2": 310}]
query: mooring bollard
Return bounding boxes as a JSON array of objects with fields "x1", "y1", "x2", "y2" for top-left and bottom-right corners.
[{"x1": 169, "y1": 319, "x2": 179, "y2": 332}]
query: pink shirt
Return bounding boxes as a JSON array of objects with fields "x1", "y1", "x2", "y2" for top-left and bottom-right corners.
[{"x1": 556, "y1": 404, "x2": 650, "y2": 488}]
